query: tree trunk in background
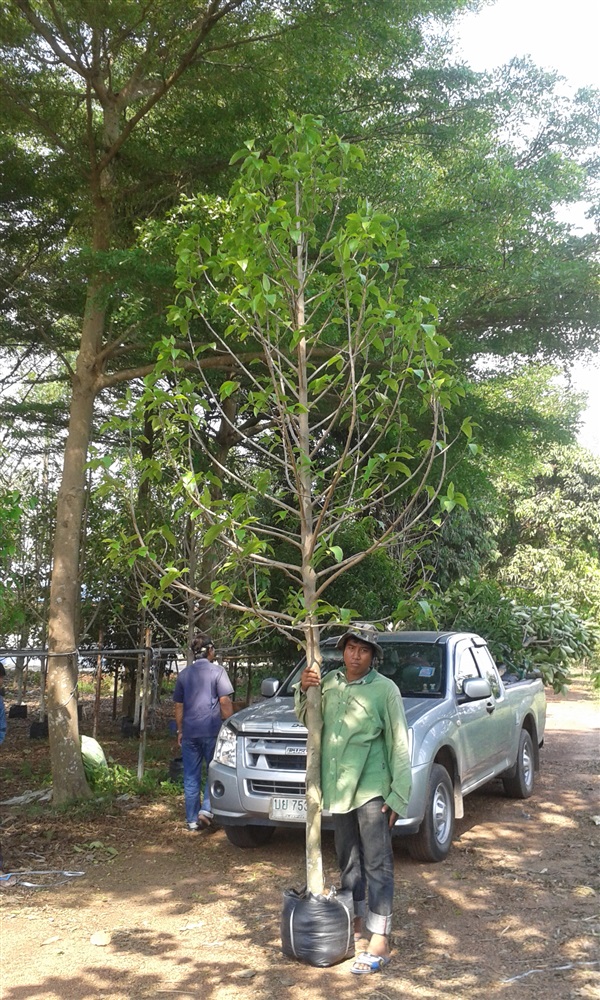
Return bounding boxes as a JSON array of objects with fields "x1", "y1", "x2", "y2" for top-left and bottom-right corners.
[
  {"x1": 196, "y1": 392, "x2": 240, "y2": 633},
  {"x1": 185, "y1": 515, "x2": 198, "y2": 664},
  {"x1": 121, "y1": 666, "x2": 136, "y2": 718},
  {"x1": 46, "y1": 85, "x2": 114, "y2": 801},
  {"x1": 15, "y1": 628, "x2": 28, "y2": 704},
  {"x1": 46, "y1": 294, "x2": 102, "y2": 801}
]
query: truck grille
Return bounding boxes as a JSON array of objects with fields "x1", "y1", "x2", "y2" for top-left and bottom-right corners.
[
  {"x1": 264, "y1": 753, "x2": 306, "y2": 770},
  {"x1": 249, "y1": 779, "x2": 306, "y2": 796},
  {"x1": 244, "y1": 735, "x2": 307, "y2": 771}
]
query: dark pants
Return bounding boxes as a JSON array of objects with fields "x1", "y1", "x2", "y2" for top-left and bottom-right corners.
[
  {"x1": 333, "y1": 796, "x2": 394, "y2": 936},
  {"x1": 181, "y1": 736, "x2": 217, "y2": 825}
]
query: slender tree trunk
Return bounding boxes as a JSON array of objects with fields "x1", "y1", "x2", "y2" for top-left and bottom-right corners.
[
  {"x1": 137, "y1": 628, "x2": 152, "y2": 781},
  {"x1": 93, "y1": 629, "x2": 103, "y2": 739},
  {"x1": 304, "y1": 617, "x2": 324, "y2": 895},
  {"x1": 112, "y1": 662, "x2": 119, "y2": 720},
  {"x1": 15, "y1": 629, "x2": 28, "y2": 704},
  {"x1": 185, "y1": 515, "x2": 197, "y2": 663},
  {"x1": 133, "y1": 613, "x2": 146, "y2": 727},
  {"x1": 246, "y1": 660, "x2": 253, "y2": 706},
  {"x1": 196, "y1": 393, "x2": 239, "y2": 632},
  {"x1": 294, "y1": 203, "x2": 324, "y2": 895},
  {"x1": 39, "y1": 655, "x2": 47, "y2": 722},
  {"x1": 299, "y1": 381, "x2": 325, "y2": 895},
  {"x1": 46, "y1": 275, "x2": 105, "y2": 801}
]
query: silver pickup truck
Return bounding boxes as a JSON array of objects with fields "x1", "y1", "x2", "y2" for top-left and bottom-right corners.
[{"x1": 208, "y1": 630, "x2": 546, "y2": 861}]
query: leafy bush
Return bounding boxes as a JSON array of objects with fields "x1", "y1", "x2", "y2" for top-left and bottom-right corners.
[
  {"x1": 510, "y1": 602, "x2": 599, "y2": 692},
  {"x1": 498, "y1": 544, "x2": 600, "y2": 622},
  {"x1": 85, "y1": 760, "x2": 180, "y2": 798},
  {"x1": 394, "y1": 579, "x2": 599, "y2": 692}
]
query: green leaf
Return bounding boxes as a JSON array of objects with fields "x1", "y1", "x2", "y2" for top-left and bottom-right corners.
[
  {"x1": 161, "y1": 526, "x2": 177, "y2": 546},
  {"x1": 204, "y1": 522, "x2": 224, "y2": 547},
  {"x1": 229, "y1": 147, "x2": 248, "y2": 165},
  {"x1": 460, "y1": 418, "x2": 473, "y2": 439},
  {"x1": 219, "y1": 380, "x2": 239, "y2": 400}
]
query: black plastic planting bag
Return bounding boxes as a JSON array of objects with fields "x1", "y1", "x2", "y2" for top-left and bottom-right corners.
[{"x1": 281, "y1": 887, "x2": 354, "y2": 967}]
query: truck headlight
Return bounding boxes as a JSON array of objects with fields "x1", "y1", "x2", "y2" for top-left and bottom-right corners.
[{"x1": 213, "y1": 725, "x2": 237, "y2": 768}]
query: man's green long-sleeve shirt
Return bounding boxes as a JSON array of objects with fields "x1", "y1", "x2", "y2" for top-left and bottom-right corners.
[{"x1": 294, "y1": 668, "x2": 412, "y2": 816}]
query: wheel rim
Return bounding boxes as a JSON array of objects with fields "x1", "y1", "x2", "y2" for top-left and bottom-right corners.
[
  {"x1": 432, "y1": 781, "x2": 453, "y2": 845},
  {"x1": 522, "y1": 739, "x2": 533, "y2": 790}
]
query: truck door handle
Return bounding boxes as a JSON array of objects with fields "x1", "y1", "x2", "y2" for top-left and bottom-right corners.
[{"x1": 486, "y1": 700, "x2": 495, "y2": 714}]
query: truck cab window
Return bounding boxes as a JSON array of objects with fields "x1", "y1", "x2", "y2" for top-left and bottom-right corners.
[
  {"x1": 472, "y1": 646, "x2": 501, "y2": 698},
  {"x1": 454, "y1": 647, "x2": 479, "y2": 695}
]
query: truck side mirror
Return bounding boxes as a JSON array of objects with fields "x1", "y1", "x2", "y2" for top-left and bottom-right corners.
[
  {"x1": 260, "y1": 678, "x2": 280, "y2": 698},
  {"x1": 462, "y1": 677, "x2": 492, "y2": 701}
]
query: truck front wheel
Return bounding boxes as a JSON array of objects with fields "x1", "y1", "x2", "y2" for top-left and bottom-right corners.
[
  {"x1": 222, "y1": 824, "x2": 276, "y2": 849},
  {"x1": 502, "y1": 729, "x2": 535, "y2": 799},
  {"x1": 407, "y1": 764, "x2": 454, "y2": 863}
]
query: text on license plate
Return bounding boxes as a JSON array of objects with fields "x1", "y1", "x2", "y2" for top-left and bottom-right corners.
[{"x1": 269, "y1": 797, "x2": 307, "y2": 821}]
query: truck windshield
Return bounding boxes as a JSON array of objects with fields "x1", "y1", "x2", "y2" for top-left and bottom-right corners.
[{"x1": 278, "y1": 642, "x2": 445, "y2": 698}]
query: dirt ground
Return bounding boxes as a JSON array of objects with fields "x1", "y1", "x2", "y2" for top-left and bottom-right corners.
[{"x1": 0, "y1": 681, "x2": 598, "y2": 1000}]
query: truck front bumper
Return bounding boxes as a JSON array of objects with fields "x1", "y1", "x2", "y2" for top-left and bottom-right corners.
[{"x1": 208, "y1": 758, "x2": 423, "y2": 835}]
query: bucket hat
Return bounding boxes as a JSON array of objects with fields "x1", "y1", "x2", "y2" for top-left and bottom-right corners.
[{"x1": 335, "y1": 625, "x2": 383, "y2": 661}]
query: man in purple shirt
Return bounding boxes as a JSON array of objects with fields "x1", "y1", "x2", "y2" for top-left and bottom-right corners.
[{"x1": 173, "y1": 634, "x2": 233, "y2": 830}]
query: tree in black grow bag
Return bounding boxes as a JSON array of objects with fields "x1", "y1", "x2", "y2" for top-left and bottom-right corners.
[
  {"x1": 164, "y1": 117, "x2": 457, "y2": 967},
  {"x1": 281, "y1": 887, "x2": 354, "y2": 967}
]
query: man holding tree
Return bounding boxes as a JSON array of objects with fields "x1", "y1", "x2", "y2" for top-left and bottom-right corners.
[{"x1": 296, "y1": 625, "x2": 412, "y2": 974}]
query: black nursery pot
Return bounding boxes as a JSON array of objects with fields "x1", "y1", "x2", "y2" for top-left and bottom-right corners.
[
  {"x1": 120, "y1": 717, "x2": 140, "y2": 738},
  {"x1": 9, "y1": 704, "x2": 27, "y2": 719},
  {"x1": 169, "y1": 757, "x2": 184, "y2": 782},
  {"x1": 29, "y1": 718, "x2": 49, "y2": 739}
]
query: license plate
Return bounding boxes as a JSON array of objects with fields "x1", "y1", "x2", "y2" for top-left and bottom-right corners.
[{"x1": 269, "y1": 796, "x2": 307, "y2": 821}]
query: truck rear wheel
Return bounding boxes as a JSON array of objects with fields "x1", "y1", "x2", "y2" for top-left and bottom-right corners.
[
  {"x1": 502, "y1": 729, "x2": 535, "y2": 799},
  {"x1": 222, "y1": 824, "x2": 275, "y2": 849},
  {"x1": 407, "y1": 763, "x2": 454, "y2": 863}
]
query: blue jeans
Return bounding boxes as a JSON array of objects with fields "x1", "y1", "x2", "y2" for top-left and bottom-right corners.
[
  {"x1": 181, "y1": 736, "x2": 217, "y2": 825},
  {"x1": 332, "y1": 797, "x2": 394, "y2": 936}
]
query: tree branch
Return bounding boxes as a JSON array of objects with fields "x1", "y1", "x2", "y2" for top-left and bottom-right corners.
[
  {"x1": 95, "y1": 0, "x2": 249, "y2": 173},
  {"x1": 15, "y1": 0, "x2": 88, "y2": 78}
]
